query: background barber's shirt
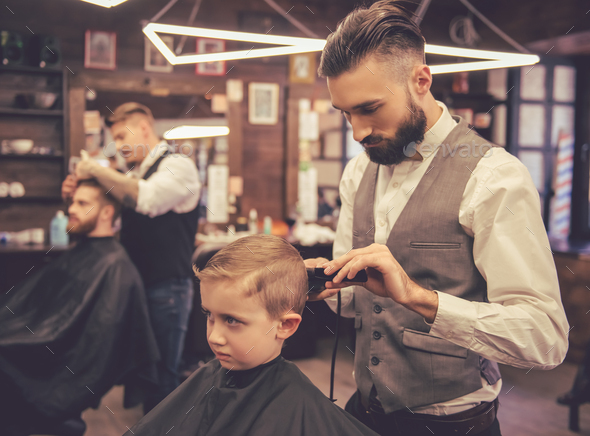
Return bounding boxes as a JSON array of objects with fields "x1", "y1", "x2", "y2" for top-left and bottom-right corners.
[
  {"x1": 328, "y1": 101, "x2": 569, "y2": 415},
  {"x1": 127, "y1": 141, "x2": 201, "y2": 217}
]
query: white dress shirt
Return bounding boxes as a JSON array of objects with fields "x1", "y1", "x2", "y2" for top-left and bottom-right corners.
[
  {"x1": 327, "y1": 102, "x2": 569, "y2": 415},
  {"x1": 127, "y1": 141, "x2": 201, "y2": 218}
]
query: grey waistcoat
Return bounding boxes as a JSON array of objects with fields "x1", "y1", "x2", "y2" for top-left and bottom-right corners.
[{"x1": 352, "y1": 117, "x2": 501, "y2": 413}]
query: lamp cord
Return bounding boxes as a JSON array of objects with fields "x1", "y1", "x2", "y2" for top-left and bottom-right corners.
[
  {"x1": 329, "y1": 290, "x2": 341, "y2": 402},
  {"x1": 457, "y1": 0, "x2": 530, "y2": 54}
]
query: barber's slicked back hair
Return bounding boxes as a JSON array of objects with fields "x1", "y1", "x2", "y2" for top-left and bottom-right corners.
[
  {"x1": 318, "y1": 1, "x2": 425, "y2": 85},
  {"x1": 105, "y1": 102, "x2": 154, "y2": 128},
  {"x1": 194, "y1": 235, "x2": 308, "y2": 319}
]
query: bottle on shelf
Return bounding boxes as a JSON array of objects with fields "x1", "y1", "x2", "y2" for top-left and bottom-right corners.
[
  {"x1": 248, "y1": 208, "x2": 258, "y2": 234},
  {"x1": 49, "y1": 210, "x2": 69, "y2": 246},
  {"x1": 263, "y1": 216, "x2": 272, "y2": 235}
]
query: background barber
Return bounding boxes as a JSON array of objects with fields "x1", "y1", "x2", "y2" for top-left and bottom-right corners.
[{"x1": 62, "y1": 102, "x2": 201, "y2": 412}]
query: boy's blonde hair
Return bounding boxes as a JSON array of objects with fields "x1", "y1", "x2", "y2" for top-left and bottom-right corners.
[{"x1": 194, "y1": 235, "x2": 308, "y2": 319}]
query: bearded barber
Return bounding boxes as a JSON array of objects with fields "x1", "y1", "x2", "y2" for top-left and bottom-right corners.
[
  {"x1": 62, "y1": 102, "x2": 200, "y2": 412},
  {"x1": 305, "y1": 2, "x2": 569, "y2": 436}
]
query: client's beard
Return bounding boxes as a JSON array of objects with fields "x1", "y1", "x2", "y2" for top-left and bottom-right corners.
[
  {"x1": 362, "y1": 98, "x2": 428, "y2": 166},
  {"x1": 68, "y1": 213, "x2": 100, "y2": 235}
]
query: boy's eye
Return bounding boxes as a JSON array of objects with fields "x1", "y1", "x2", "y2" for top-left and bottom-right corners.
[
  {"x1": 201, "y1": 308, "x2": 211, "y2": 319},
  {"x1": 226, "y1": 317, "x2": 240, "y2": 325}
]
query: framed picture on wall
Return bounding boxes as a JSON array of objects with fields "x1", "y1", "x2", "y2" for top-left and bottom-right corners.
[
  {"x1": 289, "y1": 53, "x2": 316, "y2": 84},
  {"x1": 195, "y1": 38, "x2": 226, "y2": 76},
  {"x1": 144, "y1": 35, "x2": 174, "y2": 73},
  {"x1": 84, "y1": 30, "x2": 116, "y2": 70},
  {"x1": 248, "y1": 82, "x2": 279, "y2": 125}
]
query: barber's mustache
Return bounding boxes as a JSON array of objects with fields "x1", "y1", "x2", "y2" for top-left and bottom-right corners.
[{"x1": 361, "y1": 135, "x2": 384, "y2": 146}]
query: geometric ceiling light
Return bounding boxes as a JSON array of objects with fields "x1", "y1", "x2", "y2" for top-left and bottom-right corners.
[
  {"x1": 142, "y1": 23, "x2": 327, "y2": 65},
  {"x1": 81, "y1": 0, "x2": 129, "y2": 7},
  {"x1": 143, "y1": 23, "x2": 539, "y2": 73},
  {"x1": 426, "y1": 44, "x2": 540, "y2": 74},
  {"x1": 163, "y1": 125, "x2": 230, "y2": 140}
]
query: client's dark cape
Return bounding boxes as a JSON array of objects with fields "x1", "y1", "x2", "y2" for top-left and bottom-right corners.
[
  {"x1": 124, "y1": 355, "x2": 379, "y2": 436},
  {"x1": 0, "y1": 237, "x2": 160, "y2": 422}
]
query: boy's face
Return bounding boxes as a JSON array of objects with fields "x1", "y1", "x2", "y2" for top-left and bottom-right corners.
[{"x1": 200, "y1": 279, "x2": 286, "y2": 371}]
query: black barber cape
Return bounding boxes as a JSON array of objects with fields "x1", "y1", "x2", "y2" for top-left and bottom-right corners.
[
  {"x1": 0, "y1": 237, "x2": 160, "y2": 422},
  {"x1": 124, "y1": 355, "x2": 379, "y2": 436}
]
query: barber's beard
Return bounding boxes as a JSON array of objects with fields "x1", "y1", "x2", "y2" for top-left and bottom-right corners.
[
  {"x1": 363, "y1": 98, "x2": 428, "y2": 166},
  {"x1": 68, "y1": 213, "x2": 99, "y2": 235}
]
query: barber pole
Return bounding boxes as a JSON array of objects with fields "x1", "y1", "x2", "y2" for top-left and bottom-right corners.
[{"x1": 550, "y1": 131, "x2": 574, "y2": 238}]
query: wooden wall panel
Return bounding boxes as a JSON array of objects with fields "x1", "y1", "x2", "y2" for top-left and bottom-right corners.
[
  {"x1": 241, "y1": 78, "x2": 287, "y2": 219},
  {"x1": 285, "y1": 98, "x2": 300, "y2": 218},
  {"x1": 554, "y1": 253, "x2": 590, "y2": 364},
  {"x1": 68, "y1": 88, "x2": 85, "y2": 161},
  {"x1": 227, "y1": 101, "x2": 243, "y2": 178},
  {"x1": 0, "y1": 203, "x2": 66, "y2": 233},
  {"x1": 0, "y1": 116, "x2": 64, "y2": 152},
  {"x1": 0, "y1": 159, "x2": 62, "y2": 198}
]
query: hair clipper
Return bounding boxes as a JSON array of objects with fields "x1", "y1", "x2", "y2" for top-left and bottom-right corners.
[{"x1": 306, "y1": 267, "x2": 368, "y2": 292}]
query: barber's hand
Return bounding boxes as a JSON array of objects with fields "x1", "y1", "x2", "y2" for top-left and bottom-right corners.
[
  {"x1": 303, "y1": 257, "x2": 338, "y2": 302},
  {"x1": 303, "y1": 257, "x2": 330, "y2": 269},
  {"x1": 61, "y1": 174, "x2": 78, "y2": 202},
  {"x1": 75, "y1": 159, "x2": 100, "y2": 180},
  {"x1": 322, "y1": 243, "x2": 414, "y2": 305}
]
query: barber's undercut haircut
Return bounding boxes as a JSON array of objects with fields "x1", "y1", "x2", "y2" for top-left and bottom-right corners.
[
  {"x1": 194, "y1": 235, "x2": 308, "y2": 319},
  {"x1": 76, "y1": 179, "x2": 122, "y2": 223},
  {"x1": 318, "y1": 0, "x2": 425, "y2": 84},
  {"x1": 104, "y1": 102, "x2": 155, "y2": 128}
]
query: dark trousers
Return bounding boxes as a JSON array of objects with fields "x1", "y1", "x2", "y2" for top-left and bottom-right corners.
[
  {"x1": 345, "y1": 391, "x2": 502, "y2": 436},
  {"x1": 569, "y1": 339, "x2": 590, "y2": 396},
  {"x1": 144, "y1": 277, "x2": 194, "y2": 412}
]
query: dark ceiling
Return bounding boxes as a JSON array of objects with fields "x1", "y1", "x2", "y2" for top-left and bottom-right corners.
[{"x1": 1, "y1": 0, "x2": 588, "y2": 62}]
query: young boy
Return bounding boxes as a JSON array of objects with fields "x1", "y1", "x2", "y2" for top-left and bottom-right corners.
[{"x1": 124, "y1": 234, "x2": 378, "y2": 436}]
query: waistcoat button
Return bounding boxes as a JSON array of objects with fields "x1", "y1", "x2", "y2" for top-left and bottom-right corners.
[
  {"x1": 371, "y1": 356, "x2": 380, "y2": 365},
  {"x1": 373, "y1": 331, "x2": 381, "y2": 340},
  {"x1": 373, "y1": 305, "x2": 382, "y2": 313}
]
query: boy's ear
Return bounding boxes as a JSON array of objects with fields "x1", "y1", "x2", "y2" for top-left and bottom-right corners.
[{"x1": 276, "y1": 314, "x2": 302, "y2": 340}]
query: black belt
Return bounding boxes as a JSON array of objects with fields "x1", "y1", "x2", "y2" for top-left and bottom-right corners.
[{"x1": 366, "y1": 398, "x2": 498, "y2": 436}]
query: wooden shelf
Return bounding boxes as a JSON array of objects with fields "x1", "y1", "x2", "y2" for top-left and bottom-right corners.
[
  {"x1": 0, "y1": 196, "x2": 63, "y2": 203},
  {"x1": 0, "y1": 64, "x2": 69, "y2": 232},
  {"x1": 0, "y1": 65, "x2": 63, "y2": 75},
  {"x1": 0, "y1": 243, "x2": 73, "y2": 254},
  {"x1": 0, "y1": 107, "x2": 63, "y2": 116},
  {"x1": 0, "y1": 153, "x2": 63, "y2": 160}
]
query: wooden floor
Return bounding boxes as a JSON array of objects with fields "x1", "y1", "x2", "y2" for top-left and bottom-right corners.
[{"x1": 33, "y1": 339, "x2": 590, "y2": 435}]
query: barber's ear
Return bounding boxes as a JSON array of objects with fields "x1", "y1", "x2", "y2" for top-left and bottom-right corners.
[
  {"x1": 412, "y1": 64, "x2": 432, "y2": 96},
  {"x1": 276, "y1": 314, "x2": 302, "y2": 340},
  {"x1": 138, "y1": 119, "x2": 152, "y2": 138}
]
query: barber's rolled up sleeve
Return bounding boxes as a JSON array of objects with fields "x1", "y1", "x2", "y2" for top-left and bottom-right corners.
[{"x1": 136, "y1": 155, "x2": 201, "y2": 218}]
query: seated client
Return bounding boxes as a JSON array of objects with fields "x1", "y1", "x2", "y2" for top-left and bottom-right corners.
[
  {"x1": 0, "y1": 180, "x2": 160, "y2": 436},
  {"x1": 124, "y1": 234, "x2": 378, "y2": 436}
]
